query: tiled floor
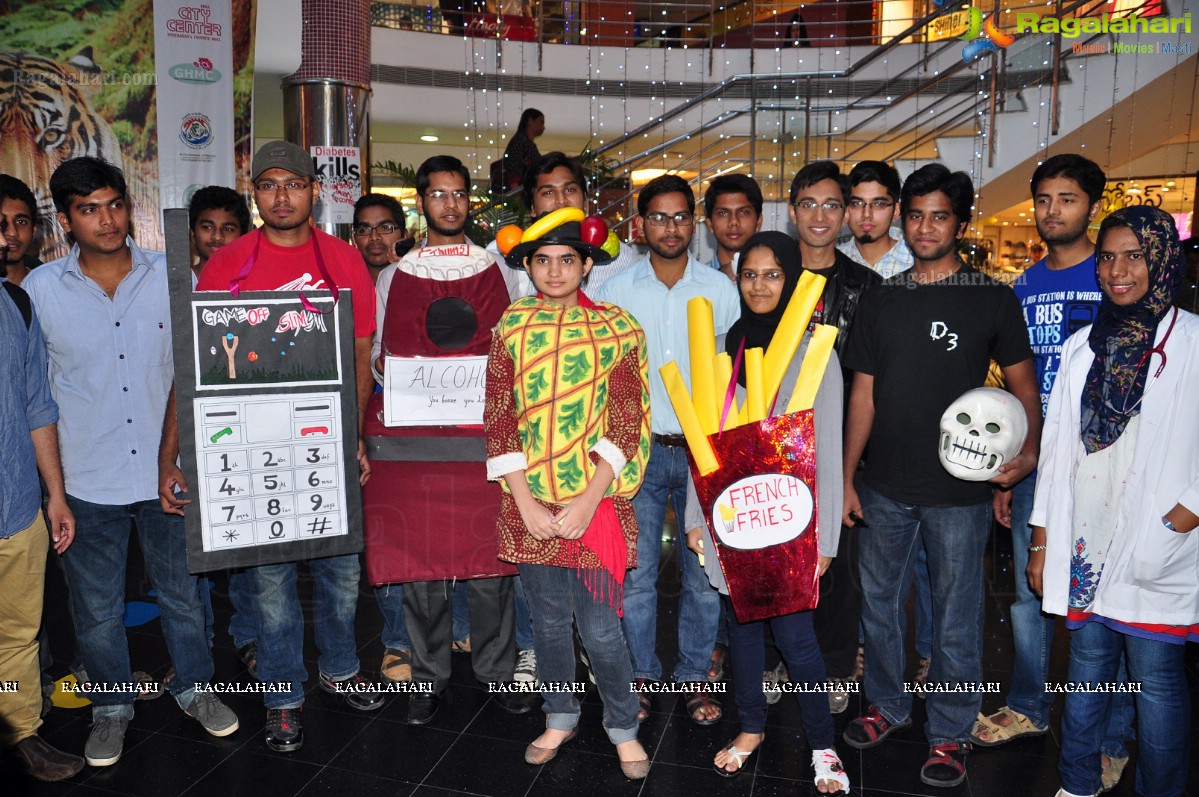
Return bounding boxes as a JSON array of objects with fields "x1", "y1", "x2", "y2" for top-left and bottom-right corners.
[{"x1": 6, "y1": 520, "x2": 1198, "y2": 796}]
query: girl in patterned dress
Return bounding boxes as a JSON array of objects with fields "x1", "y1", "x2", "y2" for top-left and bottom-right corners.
[{"x1": 485, "y1": 214, "x2": 653, "y2": 779}]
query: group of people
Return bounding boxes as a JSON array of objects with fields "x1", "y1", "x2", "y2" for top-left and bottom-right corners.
[{"x1": 0, "y1": 140, "x2": 1195, "y2": 797}]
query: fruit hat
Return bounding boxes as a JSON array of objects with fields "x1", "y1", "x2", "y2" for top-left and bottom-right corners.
[{"x1": 499, "y1": 207, "x2": 615, "y2": 270}]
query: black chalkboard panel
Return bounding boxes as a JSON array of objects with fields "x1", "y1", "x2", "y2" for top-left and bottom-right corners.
[{"x1": 165, "y1": 209, "x2": 363, "y2": 573}]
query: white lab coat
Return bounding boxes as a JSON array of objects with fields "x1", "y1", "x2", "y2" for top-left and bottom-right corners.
[{"x1": 1031, "y1": 307, "x2": 1199, "y2": 626}]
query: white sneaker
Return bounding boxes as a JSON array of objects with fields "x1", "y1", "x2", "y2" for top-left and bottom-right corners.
[{"x1": 514, "y1": 649, "x2": 537, "y2": 682}]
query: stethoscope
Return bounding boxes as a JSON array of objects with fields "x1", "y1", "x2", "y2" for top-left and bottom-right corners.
[{"x1": 1114, "y1": 305, "x2": 1177, "y2": 415}]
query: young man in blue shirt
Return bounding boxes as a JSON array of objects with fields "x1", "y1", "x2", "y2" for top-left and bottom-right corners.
[
  {"x1": 593, "y1": 174, "x2": 739, "y2": 724},
  {"x1": 23, "y1": 157, "x2": 238, "y2": 768}
]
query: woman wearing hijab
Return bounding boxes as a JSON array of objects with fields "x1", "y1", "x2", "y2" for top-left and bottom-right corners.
[
  {"x1": 1029, "y1": 206, "x2": 1199, "y2": 797},
  {"x1": 683, "y1": 231, "x2": 849, "y2": 793}
]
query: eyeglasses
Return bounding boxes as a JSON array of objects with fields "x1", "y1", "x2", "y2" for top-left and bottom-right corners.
[
  {"x1": 253, "y1": 179, "x2": 312, "y2": 194},
  {"x1": 352, "y1": 222, "x2": 402, "y2": 237},
  {"x1": 794, "y1": 200, "x2": 844, "y2": 212},
  {"x1": 645, "y1": 211, "x2": 694, "y2": 227},
  {"x1": 848, "y1": 198, "x2": 895, "y2": 211},
  {"x1": 738, "y1": 270, "x2": 784, "y2": 284},
  {"x1": 424, "y1": 189, "x2": 470, "y2": 203}
]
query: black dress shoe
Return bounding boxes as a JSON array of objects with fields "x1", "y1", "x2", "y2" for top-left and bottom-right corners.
[
  {"x1": 14, "y1": 735, "x2": 85, "y2": 781},
  {"x1": 492, "y1": 687, "x2": 534, "y2": 715},
  {"x1": 265, "y1": 708, "x2": 304, "y2": 752},
  {"x1": 407, "y1": 691, "x2": 441, "y2": 725},
  {"x1": 319, "y1": 671, "x2": 385, "y2": 711}
]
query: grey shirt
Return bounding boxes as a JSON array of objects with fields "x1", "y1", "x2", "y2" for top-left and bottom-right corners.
[{"x1": 684, "y1": 333, "x2": 843, "y2": 594}]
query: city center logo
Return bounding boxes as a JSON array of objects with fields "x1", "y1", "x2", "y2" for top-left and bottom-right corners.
[{"x1": 930, "y1": 1, "x2": 1016, "y2": 64}]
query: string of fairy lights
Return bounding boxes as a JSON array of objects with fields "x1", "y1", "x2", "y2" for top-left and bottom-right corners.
[{"x1": 412, "y1": 0, "x2": 1193, "y2": 240}]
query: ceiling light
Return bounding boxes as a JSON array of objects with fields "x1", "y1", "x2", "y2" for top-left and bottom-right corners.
[{"x1": 420, "y1": 135, "x2": 439, "y2": 142}]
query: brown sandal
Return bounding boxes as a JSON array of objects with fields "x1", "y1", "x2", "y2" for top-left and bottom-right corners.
[
  {"x1": 684, "y1": 683, "x2": 722, "y2": 726},
  {"x1": 633, "y1": 677, "x2": 652, "y2": 721}
]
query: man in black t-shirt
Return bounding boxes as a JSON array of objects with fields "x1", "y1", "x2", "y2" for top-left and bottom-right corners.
[{"x1": 839, "y1": 165, "x2": 1040, "y2": 788}]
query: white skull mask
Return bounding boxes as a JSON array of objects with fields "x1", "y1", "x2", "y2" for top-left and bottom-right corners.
[{"x1": 938, "y1": 388, "x2": 1028, "y2": 481}]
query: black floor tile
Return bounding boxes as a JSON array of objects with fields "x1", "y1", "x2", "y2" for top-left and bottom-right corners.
[
  {"x1": 326, "y1": 722, "x2": 457, "y2": 782},
  {"x1": 29, "y1": 517, "x2": 1199, "y2": 796},
  {"x1": 422, "y1": 735, "x2": 539, "y2": 796},
  {"x1": 182, "y1": 745, "x2": 322, "y2": 796}
]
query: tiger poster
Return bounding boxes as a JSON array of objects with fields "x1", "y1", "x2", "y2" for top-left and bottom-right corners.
[{"x1": 0, "y1": 0, "x2": 256, "y2": 262}]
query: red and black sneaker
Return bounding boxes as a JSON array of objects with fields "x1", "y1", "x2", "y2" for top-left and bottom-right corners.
[
  {"x1": 920, "y1": 741, "x2": 970, "y2": 787},
  {"x1": 843, "y1": 704, "x2": 912, "y2": 749},
  {"x1": 265, "y1": 707, "x2": 303, "y2": 752}
]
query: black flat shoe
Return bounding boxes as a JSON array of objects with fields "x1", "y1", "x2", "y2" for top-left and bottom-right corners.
[
  {"x1": 407, "y1": 691, "x2": 441, "y2": 725},
  {"x1": 493, "y1": 687, "x2": 534, "y2": 715}
]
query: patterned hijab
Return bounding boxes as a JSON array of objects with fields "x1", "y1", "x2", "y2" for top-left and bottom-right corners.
[
  {"x1": 725, "y1": 231, "x2": 803, "y2": 386},
  {"x1": 1081, "y1": 206, "x2": 1185, "y2": 453}
]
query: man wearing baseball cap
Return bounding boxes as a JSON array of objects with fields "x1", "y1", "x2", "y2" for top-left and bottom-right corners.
[{"x1": 159, "y1": 140, "x2": 382, "y2": 752}]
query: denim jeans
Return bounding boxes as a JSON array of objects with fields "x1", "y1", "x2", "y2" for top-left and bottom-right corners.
[
  {"x1": 914, "y1": 542, "x2": 933, "y2": 660},
  {"x1": 374, "y1": 583, "x2": 413, "y2": 651},
  {"x1": 857, "y1": 484, "x2": 990, "y2": 745},
  {"x1": 1005, "y1": 476, "x2": 1055, "y2": 727},
  {"x1": 726, "y1": 597, "x2": 834, "y2": 748},
  {"x1": 1060, "y1": 621, "x2": 1188, "y2": 797},
  {"x1": 513, "y1": 575, "x2": 535, "y2": 651},
  {"x1": 622, "y1": 442, "x2": 719, "y2": 684},
  {"x1": 250, "y1": 553, "x2": 362, "y2": 709},
  {"x1": 63, "y1": 496, "x2": 212, "y2": 717},
  {"x1": 227, "y1": 569, "x2": 259, "y2": 651},
  {"x1": 518, "y1": 564, "x2": 639, "y2": 743},
  {"x1": 451, "y1": 580, "x2": 471, "y2": 643}
]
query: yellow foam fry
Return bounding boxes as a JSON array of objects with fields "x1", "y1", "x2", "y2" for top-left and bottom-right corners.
[
  {"x1": 687, "y1": 297, "x2": 718, "y2": 435},
  {"x1": 745, "y1": 347, "x2": 767, "y2": 422},
  {"x1": 712, "y1": 352, "x2": 739, "y2": 430},
  {"x1": 764, "y1": 271, "x2": 827, "y2": 407},
  {"x1": 787, "y1": 324, "x2": 839, "y2": 414},
  {"x1": 51, "y1": 674, "x2": 92, "y2": 709},
  {"x1": 659, "y1": 360, "x2": 719, "y2": 475}
]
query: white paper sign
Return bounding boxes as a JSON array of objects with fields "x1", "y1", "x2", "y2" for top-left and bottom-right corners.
[
  {"x1": 153, "y1": 0, "x2": 236, "y2": 211},
  {"x1": 312, "y1": 145, "x2": 363, "y2": 225},
  {"x1": 710, "y1": 474, "x2": 814, "y2": 550},
  {"x1": 383, "y1": 355, "x2": 488, "y2": 426}
]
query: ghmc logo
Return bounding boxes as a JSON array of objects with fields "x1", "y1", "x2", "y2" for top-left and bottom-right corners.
[{"x1": 932, "y1": 0, "x2": 1016, "y2": 63}]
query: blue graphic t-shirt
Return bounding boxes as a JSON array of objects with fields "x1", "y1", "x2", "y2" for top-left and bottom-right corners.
[{"x1": 1013, "y1": 255, "x2": 1102, "y2": 416}]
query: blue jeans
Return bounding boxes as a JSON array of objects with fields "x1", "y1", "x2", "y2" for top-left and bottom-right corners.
[
  {"x1": 227, "y1": 569, "x2": 259, "y2": 650},
  {"x1": 63, "y1": 496, "x2": 211, "y2": 717},
  {"x1": 513, "y1": 575, "x2": 535, "y2": 651},
  {"x1": 451, "y1": 580, "x2": 470, "y2": 643},
  {"x1": 726, "y1": 597, "x2": 833, "y2": 747},
  {"x1": 1005, "y1": 476, "x2": 1055, "y2": 727},
  {"x1": 1060, "y1": 621, "x2": 1187, "y2": 797},
  {"x1": 914, "y1": 542, "x2": 933, "y2": 660},
  {"x1": 250, "y1": 553, "x2": 362, "y2": 709},
  {"x1": 622, "y1": 442, "x2": 719, "y2": 684},
  {"x1": 857, "y1": 484, "x2": 990, "y2": 745},
  {"x1": 518, "y1": 564, "x2": 639, "y2": 743},
  {"x1": 374, "y1": 583, "x2": 413, "y2": 651}
]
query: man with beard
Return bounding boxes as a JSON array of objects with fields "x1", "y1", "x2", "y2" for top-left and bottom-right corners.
[
  {"x1": 840, "y1": 164, "x2": 1039, "y2": 788},
  {"x1": 837, "y1": 161, "x2": 913, "y2": 280},
  {"x1": 369, "y1": 156, "x2": 529, "y2": 725},
  {"x1": 971, "y1": 155, "x2": 1110, "y2": 753},
  {"x1": 166, "y1": 141, "x2": 384, "y2": 753},
  {"x1": 0, "y1": 175, "x2": 40, "y2": 285},
  {"x1": 593, "y1": 174, "x2": 739, "y2": 725}
]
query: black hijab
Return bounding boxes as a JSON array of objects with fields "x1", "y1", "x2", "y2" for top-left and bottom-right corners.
[{"x1": 724, "y1": 230, "x2": 803, "y2": 386}]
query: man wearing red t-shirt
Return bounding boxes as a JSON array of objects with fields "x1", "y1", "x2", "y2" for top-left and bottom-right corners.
[{"x1": 162, "y1": 141, "x2": 382, "y2": 753}]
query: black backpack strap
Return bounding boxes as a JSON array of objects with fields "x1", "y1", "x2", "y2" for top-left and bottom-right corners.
[{"x1": 2, "y1": 281, "x2": 33, "y2": 329}]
